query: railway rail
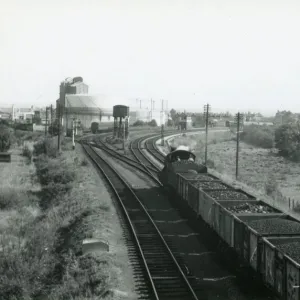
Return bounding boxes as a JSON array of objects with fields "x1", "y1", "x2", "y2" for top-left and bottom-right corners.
[
  {"x1": 129, "y1": 136, "x2": 161, "y2": 174},
  {"x1": 144, "y1": 136, "x2": 165, "y2": 163},
  {"x1": 81, "y1": 142, "x2": 200, "y2": 300},
  {"x1": 90, "y1": 138, "x2": 161, "y2": 185}
]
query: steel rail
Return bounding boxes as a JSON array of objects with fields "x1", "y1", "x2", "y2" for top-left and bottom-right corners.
[
  {"x1": 129, "y1": 137, "x2": 161, "y2": 174},
  {"x1": 82, "y1": 142, "x2": 199, "y2": 300},
  {"x1": 90, "y1": 139, "x2": 162, "y2": 186},
  {"x1": 144, "y1": 137, "x2": 165, "y2": 163},
  {"x1": 82, "y1": 143, "x2": 159, "y2": 300}
]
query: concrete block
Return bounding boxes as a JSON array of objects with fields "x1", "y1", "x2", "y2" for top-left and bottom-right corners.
[{"x1": 82, "y1": 238, "x2": 109, "y2": 254}]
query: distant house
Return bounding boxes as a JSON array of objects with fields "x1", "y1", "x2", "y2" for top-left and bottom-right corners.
[
  {"x1": 13, "y1": 106, "x2": 35, "y2": 122},
  {"x1": 0, "y1": 111, "x2": 11, "y2": 120}
]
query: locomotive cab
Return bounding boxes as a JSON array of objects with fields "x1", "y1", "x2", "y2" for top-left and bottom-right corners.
[
  {"x1": 165, "y1": 150, "x2": 196, "y2": 166},
  {"x1": 159, "y1": 148, "x2": 207, "y2": 185}
]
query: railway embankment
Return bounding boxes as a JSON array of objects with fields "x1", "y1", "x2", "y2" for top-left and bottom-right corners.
[{"x1": 0, "y1": 133, "x2": 136, "y2": 299}]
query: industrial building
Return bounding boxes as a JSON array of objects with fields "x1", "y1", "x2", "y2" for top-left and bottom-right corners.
[
  {"x1": 63, "y1": 94, "x2": 114, "y2": 131},
  {"x1": 56, "y1": 77, "x2": 169, "y2": 133},
  {"x1": 56, "y1": 76, "x2": 129, "y2": 134},
  {"x1": 129, "y1": 107, "x2": 168, "y2": 126}
]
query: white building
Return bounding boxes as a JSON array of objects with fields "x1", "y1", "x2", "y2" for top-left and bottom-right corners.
[{"x1": 129, "y1": 107, "x2": 168, "y2": 126}]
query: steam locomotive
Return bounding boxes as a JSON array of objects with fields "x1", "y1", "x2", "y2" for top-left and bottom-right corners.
[{"x1": 158, "y1": 145, "x2": 207, "y2": 187}]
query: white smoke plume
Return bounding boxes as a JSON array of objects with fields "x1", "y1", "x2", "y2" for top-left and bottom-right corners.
[{"x1": 169, "y1": 135, "x2": 198, "y2": 152}]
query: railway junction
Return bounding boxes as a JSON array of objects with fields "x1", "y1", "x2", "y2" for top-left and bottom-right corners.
[{"x1": 80, "y1": 130, "x2": 278, "y2": 300}]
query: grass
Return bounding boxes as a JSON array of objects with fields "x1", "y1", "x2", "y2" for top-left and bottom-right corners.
[
  {"x1": 0, "y1": 135, "x2": 136, "y2": 299},
  {"x1": 167, "y1": 130, "x2": 300, "y2": 216},
  {"x1": 197, "y1": 139, "x2": 300, "y2": 213}
]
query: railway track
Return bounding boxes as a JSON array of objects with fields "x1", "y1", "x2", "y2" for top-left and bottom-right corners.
[
  {"x1": 144, "y1": 136, "x2": 165, "y2": 163},
  {"x1": 90, "y1": 138, "x2": 161, "y2": 184},
  {"x1": 81, "y1": 142, "x2": 200, "y2": 300},
  {"x1": 129, "y1": 136, "x2": 161, "y2": 174}
]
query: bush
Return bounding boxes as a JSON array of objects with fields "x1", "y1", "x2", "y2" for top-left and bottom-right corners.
[
  {"x1": 35, "y1": 156, "x2": 76, "y2": 186},
  {"x1": 264, "y1": 177, "x2": 279, "y2": 196},
  {"x1": 0, "y1": 187, "x2": 23, "y2": 209},
  {"x1": 81, "y1": 158, "x2": 89, "y2": 166},
  {"x1": 48, "y1": 252, "x2": 110, "y2": 300},
  {"x1": 33, "y1": 138, "x2": 58, "y2": 158},
  {"x1": 0, "y1": 124, "x2": 12, "y2": 152},
  {"x1": 240, "y1": 124, "x2": 274, "y2": 149},
  {"x1": 132, "y1": 120, "x2": 145, "y2": 126},
  {"x1": 275, "y1": 123, "x2": 300, "y2": 161},
  {"x1": 167, "y1": 119, "x2": 174, "y2": 127},
  {"x1": 22, "y1": 145, "x2": 33, "y2": 161},
  {"x1": 148, "y1": 119, "x2": 158, "y2": 127}
]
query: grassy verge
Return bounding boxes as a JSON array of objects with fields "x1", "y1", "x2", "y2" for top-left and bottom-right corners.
[{"x1": 0, "y1": 134, "x2": 136, "y2": 299}]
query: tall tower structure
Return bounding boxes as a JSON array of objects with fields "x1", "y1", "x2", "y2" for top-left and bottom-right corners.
[{"x1": 58, "y1": 76, "x2": 89, "y2": 135}]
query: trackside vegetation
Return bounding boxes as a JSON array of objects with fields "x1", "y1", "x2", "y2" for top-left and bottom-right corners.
[
  {"x1": 240, "y1": 124, "x2": 300, "y2": 162},
  {"x1": 0, "y1": 132, "x2": 130, "y2": 299}
]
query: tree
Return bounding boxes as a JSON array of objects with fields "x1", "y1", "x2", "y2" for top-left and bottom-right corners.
[
  {"x1": 192, "y1": 114, "x2": 205, "y2": 127},
  {"x1": 169, "y1": 109, "x2": 177, "y2": 121},
  {"x1": 48, "y1": 120, "x2": 63, "y2": 136},
  {"x1": 275, "y1": 110, "x2": 295, "y2": 125},
  {"x1": 148, "y1": 119, "x2": 158, "y2": 127},
  {"x1": 0, "y1": 125, "x2": 11, "y2": 152},
  {"x1": 275, "y1": 123, "x2": 300, "y2": 161}
]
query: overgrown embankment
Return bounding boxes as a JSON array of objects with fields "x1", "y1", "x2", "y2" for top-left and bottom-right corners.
[{"x1": 0, "y1": 133, "x2": 135, "y2": 300}]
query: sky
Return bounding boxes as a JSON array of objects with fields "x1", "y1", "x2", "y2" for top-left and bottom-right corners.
[{"x1": 0, "y1": 0, "x2": 300, "y2": 116}]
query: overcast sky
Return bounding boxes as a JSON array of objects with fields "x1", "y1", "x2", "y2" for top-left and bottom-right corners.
[{"x1": 1, "y1": 0, "x2": 300, "y2": 115}]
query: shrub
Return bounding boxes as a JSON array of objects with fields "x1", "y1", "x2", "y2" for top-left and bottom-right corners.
[
  {"x1": 35, "y1": 156, "x2": 76, "y2": 186},
  {"x1": 22, "y1": 145, "x2": 33, "y2": 161},
  {"x1": 275, "y1": 123, "x2": 300, "y2": 161},
  {"x1": 0, "y1": 124, "x2": 12, "y2": 152},
  {"x1": 133, "y1": 120, "x2": 145, "y2": 126},
  {"x1": 264, "y1": 177, "x2": 278, "y2": 196},
  {"x1": 148, "y1": 119, "x2": 158, "y2": 127},
  {"x1": 240, "y1": 124, "x2": 274, "y2": 149},
  {"x1": 0, "y1": 187, "x2": 22, "y2": 209},
  {"x1": 206, "y1": 159, "x2": 215, "y2": 169},
  {"x1": 48, "y1": 252, "x2": 110, "y2": 300},
  {"x1": 81, "y1": 158, "x2": 89, "y2": 166},
  {"x1": 33, "y1": 138, "x2": 58, "y2": 158}
]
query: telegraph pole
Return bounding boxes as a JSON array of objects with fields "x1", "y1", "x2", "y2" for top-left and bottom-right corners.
[
  {"x1": 204, "y1": 104, "x2": 210, "y2": 165},
  {"x1": 45, "y1": 107, "x2": 48, "y2": 136},
  {"x1": 72, "y1": 118, "x2": 75, "y2": 150},
  {"x1": 58, "y1": 102, "x2": 61, "y2": 151},
  {"x1": 161, "y1": 99, "x2": 165, "y2": 146},
  {"x1": 50, "y1": 104, "x2": 53, "y2": 136},
  {"x1": 123, "y1": 117, "x2": 126, "y2": 151},
  {"x1": 235, "y1": 112, "x2": 244, "y2": 179}
]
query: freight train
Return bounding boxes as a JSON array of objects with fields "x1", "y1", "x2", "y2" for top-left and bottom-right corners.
[{"x1": 159, "y1": 146, "x2": 300, "y2": 300}]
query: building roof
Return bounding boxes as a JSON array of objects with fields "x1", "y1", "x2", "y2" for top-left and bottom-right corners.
[
  {"x1": 0, "y1": 107, "x2": 12, "y2": 114},
  {"x1": 0, "y1": 111, "x2": 10, "y2": 116},
  {"x1": 65, "y1": 94, "x2": 129, "y2": 114},
  {"x1": 15, "y1": 108, "x2": 33, "y2": 113},
  {"x1": 70, "y1": 81, "x2": 88, "y2": 87}
]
